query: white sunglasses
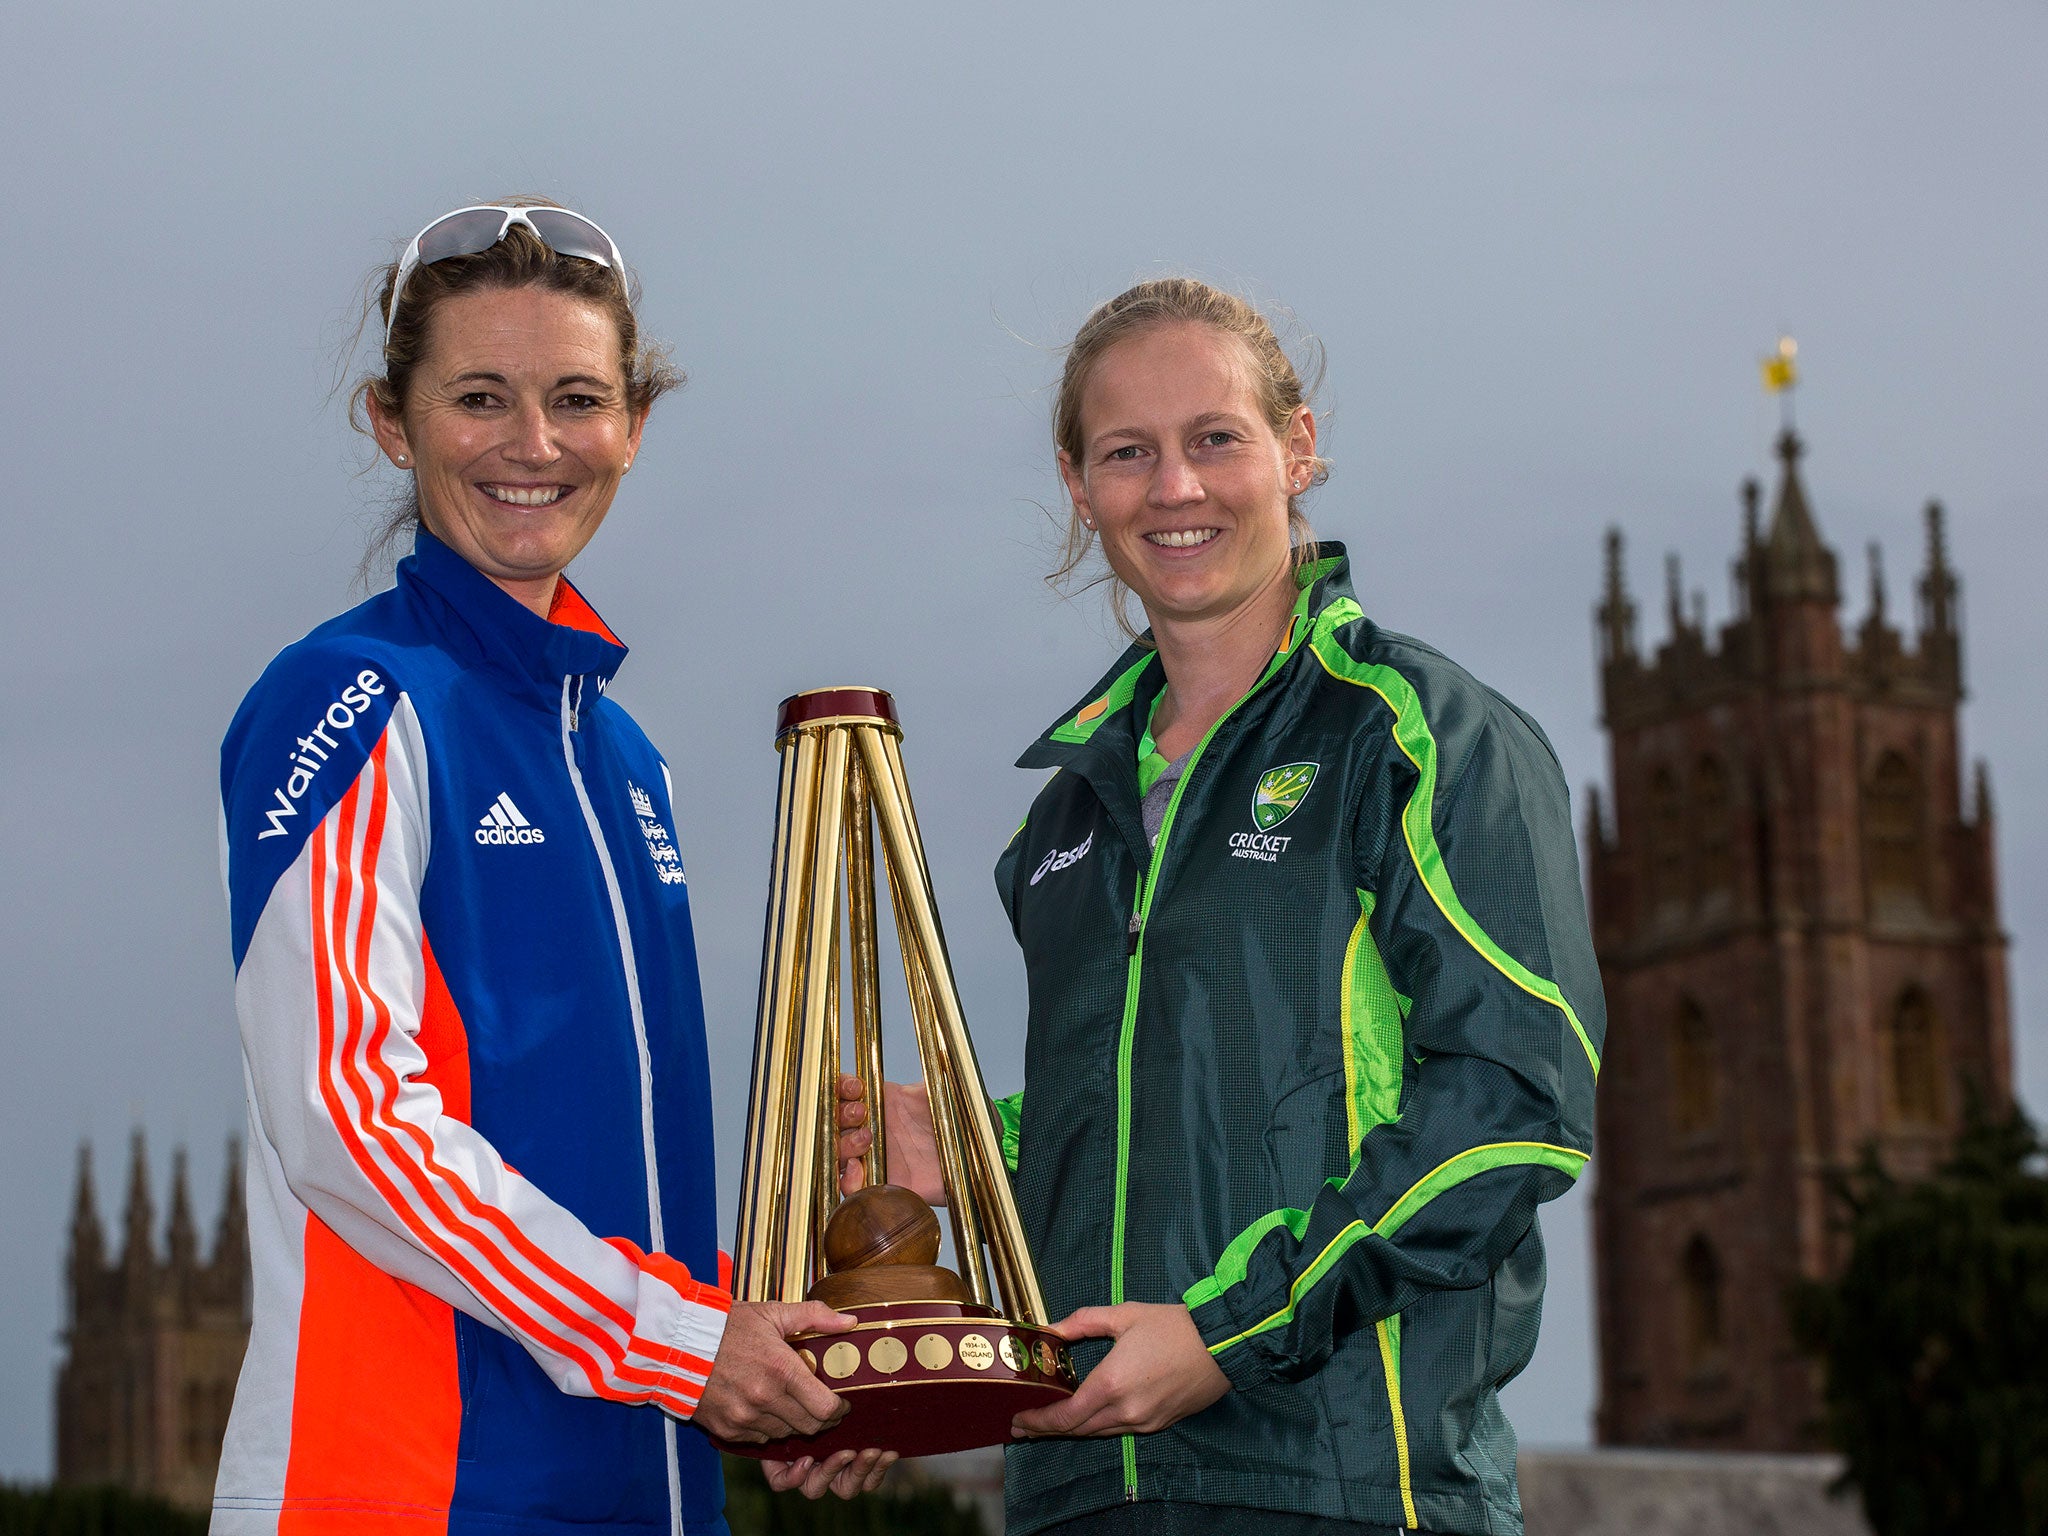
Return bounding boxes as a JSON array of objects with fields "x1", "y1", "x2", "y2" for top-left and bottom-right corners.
[{"x1": 383, "y1": 204, "x2": 627, "y2": 352}]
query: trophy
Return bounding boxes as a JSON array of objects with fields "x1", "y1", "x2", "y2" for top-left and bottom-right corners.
[{"x1": 721, "y1": 687, "x2": 1076, "y2": 1460}]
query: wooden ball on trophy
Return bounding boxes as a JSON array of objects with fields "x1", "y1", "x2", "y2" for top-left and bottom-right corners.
[
  {"x1": 824, "y1": 1185, "x2": 941, "y2": 1271},
  {"x1": 807, "y1": 1185, "x2": 972, "y2": 1309}
]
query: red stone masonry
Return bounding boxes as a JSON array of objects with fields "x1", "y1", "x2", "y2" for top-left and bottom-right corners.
[{"x1": 1587, "y1": 431, "x2": 2009, "y2": 1451}]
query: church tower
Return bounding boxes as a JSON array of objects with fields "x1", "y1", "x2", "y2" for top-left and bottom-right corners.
[
  {"x1": 1586, "y1": 429, "x2": 2011, "y2": 1450},
  {"x1": 56, "y1": 1134, "x2": 250, "y2": 1510}
]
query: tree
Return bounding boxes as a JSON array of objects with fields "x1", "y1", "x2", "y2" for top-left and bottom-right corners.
[
  {"x1": 0, "y1": 1484, "x2": 206, "y2": 1536},
  {"x1": 1792, "y1": 1097, "x2": 2048, "y2": 1534}
]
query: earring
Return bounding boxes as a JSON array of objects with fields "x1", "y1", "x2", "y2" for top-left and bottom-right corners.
[{"x1": 396, "y1": 454, "x2": 408, "y2": 464}]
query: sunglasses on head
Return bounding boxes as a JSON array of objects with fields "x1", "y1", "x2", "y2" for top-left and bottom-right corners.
[{"x1": 383, "y1": 204, "x2": 627, "y2": 352}]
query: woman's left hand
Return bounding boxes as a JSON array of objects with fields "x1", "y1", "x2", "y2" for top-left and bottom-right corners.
[{"x1": 1009, "y1": 1303, "x2": 1230, "y2": 1439}]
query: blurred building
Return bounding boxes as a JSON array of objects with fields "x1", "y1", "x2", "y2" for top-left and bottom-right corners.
[
  {"x1": 56, "y1": 1134, "x2": 249, "y2": 1511},
  {"x1": 1586, "y1": 428, "x2": 2012, "y2": 1450}
]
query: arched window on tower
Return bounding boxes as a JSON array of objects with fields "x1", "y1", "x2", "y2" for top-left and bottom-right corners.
[
  {"x1": 1648, "y1": 767, "x2": 1685, "y2": 912},
  {"x1": 1884, "y1": 987, "x2": 1945, "y2": 1126},
  {"x1": 1865, "y1": 752, "x2": 1925, "y2": 908},
  {"x1": 1681, "y1": 1235, "x2": 1724, "y2": 1371},
  {"x1": 1694, "y1": 754, "x2": 1735, "y2": 902},
  {"x1": 1671, "y1": 996, "x2": 1718, "y2": 1139}
]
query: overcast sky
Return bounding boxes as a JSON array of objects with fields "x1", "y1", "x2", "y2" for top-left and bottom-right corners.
[{"x1": 4, "y1": 0, "x2": 2044, "y2": 1480}]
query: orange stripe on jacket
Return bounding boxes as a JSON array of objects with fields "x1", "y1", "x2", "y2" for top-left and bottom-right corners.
[
  {"x1": 309, "y1": 750, "x2": 629, "y2": 1398},
  {"x1": 423, "y1": 945, "x2": 715, "y2": 1377},
  {"x1": 340, "y1": 818, "x2": 707, "y2": 1401},
  {"x1": 342, "y1": 754, "x2": 714, "y2": 1399},
  {"x1": 340, "y1": 764, "x2": 642, "y2": 1344},
  {"x1": 309, "y1": 743, "x2": 705, "y2": 1411},
  {"x1": 280, "y1": 1216, "x2": 462, "y2": 1534},
  {"x1": 285, "y1": 756, "x2": 461, "y2": 1530}
]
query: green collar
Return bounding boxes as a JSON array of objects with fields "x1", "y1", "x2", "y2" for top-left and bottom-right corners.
[
  {"x1": 1136, "y1": 691, "x2": 1173, "y2": 796},
  {"x1": 1023, "y1": 544, "x2": 1353, "y2": 774}
]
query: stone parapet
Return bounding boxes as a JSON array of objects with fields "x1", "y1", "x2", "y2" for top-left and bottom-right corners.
[{"x1": 1521, "y1": 1447, "x2": 1870, "y2": 1536}]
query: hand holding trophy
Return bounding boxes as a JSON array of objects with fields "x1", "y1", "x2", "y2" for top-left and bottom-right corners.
[{"x1": 719, "y1": 688, "x2": 1076, "y2": 1461}]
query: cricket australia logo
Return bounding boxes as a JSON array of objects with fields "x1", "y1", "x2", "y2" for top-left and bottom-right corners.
[
  {"x1": 1253, "y1": 762, "x2": 1318, "y2": 829},
  {"x1": 629, "y1": 783, "x2": 686, "y2": 886},
  {"x1": 1231, "y1": 762, "x2": 1319, "y2": 863}
]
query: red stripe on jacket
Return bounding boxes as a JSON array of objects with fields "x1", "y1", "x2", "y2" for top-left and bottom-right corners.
[{"x1": 306, "y1": 738, "x2": 708, "y2": 1412}]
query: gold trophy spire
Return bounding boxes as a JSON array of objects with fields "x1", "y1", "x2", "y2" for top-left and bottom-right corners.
[{"x1": 726, "y1": 687, "x2": 1071, "y2": 1459}]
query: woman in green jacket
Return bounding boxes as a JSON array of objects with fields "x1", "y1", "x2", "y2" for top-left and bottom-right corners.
[{"x1": 841, "y1": 278, "x2": 1604, "y2": 1536}]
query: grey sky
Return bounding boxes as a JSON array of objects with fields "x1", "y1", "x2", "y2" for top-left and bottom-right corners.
[{"x1": 4, "y1": 0, "x2": 2044, "y2": 1479}]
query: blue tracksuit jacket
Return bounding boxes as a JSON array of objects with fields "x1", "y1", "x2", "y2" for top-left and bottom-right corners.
[{"x1": 215, "y1": 529, "x2": 732, "y2": 1535}]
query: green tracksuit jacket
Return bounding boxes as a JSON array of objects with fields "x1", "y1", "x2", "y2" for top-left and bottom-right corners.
[{"x1": 991, "y1": 547, "x2": 1604, "y2": 1535}]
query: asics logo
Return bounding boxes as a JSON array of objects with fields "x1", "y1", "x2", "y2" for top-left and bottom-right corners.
[
  {"x1": 1031, "y1": 830, "x2": 1094, "y2": 887},
  {"x1": 476, "y1": 792, "x2": 547, "y2": 846}
]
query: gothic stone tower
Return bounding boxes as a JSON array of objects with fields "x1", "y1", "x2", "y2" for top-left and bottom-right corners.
[
  {"x1": 56, "y1": 1134, "x2": 250, "y2": 1510},
  {"x1": 1587, "y1": 429, "x2": 2011, "y2": 1450}
]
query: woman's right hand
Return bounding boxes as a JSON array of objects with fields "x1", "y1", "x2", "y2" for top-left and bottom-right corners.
[
  {"x1": 692, "y1": 1300, "x2": 852, "y2": 1444},
  {"x1": 835, "y1": 1075, "x2": 945, "y2": 1206}
]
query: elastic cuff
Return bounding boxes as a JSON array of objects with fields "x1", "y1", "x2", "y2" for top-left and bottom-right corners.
[
  {"x1": 662, "y1": 1295, "x2": 731, "y2": 1419},
  {"x1": 1187, "y1": 1292, "x2": 1281, "y2": 1392},
  {"x1": 630, "y1": 1247, "x2": 733, "y2": 1420}
]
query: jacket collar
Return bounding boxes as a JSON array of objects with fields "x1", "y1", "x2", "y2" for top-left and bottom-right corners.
[
  {"x1": 399, "y1": 527, "x2": 629, "y2": 696},
  {"x1": 1017, "y1": 542, "x2": 1357, "y2": 775}
]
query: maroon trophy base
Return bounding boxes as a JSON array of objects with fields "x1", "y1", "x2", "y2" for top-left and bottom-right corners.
[{"x1": 715, "y1": 1300, "x2": 1077, "y2": 1460}]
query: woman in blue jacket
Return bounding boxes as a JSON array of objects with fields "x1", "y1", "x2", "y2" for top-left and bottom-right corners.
[{"x1": 217, "y1": 202, "x2": 886, "y2": 1535}]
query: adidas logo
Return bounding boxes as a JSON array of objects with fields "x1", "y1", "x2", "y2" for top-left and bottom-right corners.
[{"x1": 475, "y1": 792, "x2": 547, "y2": 846}]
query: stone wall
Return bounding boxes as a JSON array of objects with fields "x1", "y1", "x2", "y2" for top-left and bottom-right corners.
[
  {"x1": 1520, "y1": 1448, "x2": 1871, "y2": 1536},
  {"x1": 910, "y1": 1446, "x2": 1876, "y2": 1535}
]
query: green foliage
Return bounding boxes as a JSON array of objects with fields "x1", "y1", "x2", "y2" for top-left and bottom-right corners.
[
  {"x1": 721, "y1": 1455, "x2": 987, "y2": 1536},
  {"x1": 1792, "y1": 1097, "x2": 2048, "y2": 1534},
  {"x1": 0, "y1": 1485, "x2": 206, "y2": 1536}
]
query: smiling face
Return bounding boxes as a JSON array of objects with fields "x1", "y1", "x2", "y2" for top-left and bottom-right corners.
[
  {"x1": 1058, "y1": 321, "x2": 1315, "y2": 633},
  {"x1": 368, "y1": 284, "x2": 645, "y2": 612}
]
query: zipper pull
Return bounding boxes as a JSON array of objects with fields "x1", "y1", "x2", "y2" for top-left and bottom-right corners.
[{"x1": 1127, "y1": 909, "x2": 1142, "y2": 956}]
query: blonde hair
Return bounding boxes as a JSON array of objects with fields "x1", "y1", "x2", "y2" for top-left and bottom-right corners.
[{"x1": 1049, "y1": 277, "x2": 1328, "y2": 638}]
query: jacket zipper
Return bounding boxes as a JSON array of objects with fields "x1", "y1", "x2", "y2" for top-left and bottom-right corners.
[
  {"x1": 1110, "y1": 641, "x2": 1296, "y2": 1501},
  {"x1": 557, "y1": 675, "x2": 686, "y2": 1535}
]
